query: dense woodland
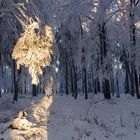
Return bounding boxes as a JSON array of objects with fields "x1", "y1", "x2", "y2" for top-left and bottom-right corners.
[{"x1": 0, "y1": 0, "x2": 140, "y2": 101}]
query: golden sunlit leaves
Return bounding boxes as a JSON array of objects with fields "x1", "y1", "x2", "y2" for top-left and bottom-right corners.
[{"x1": 12, "y1": 22, "x2": 54, "y2": 85}]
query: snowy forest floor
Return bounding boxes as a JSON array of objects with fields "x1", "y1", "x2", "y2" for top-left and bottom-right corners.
[{"x1": 0, "y1": 93, "x2": 140, "y2": 140}]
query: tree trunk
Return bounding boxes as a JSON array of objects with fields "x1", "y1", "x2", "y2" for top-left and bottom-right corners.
[
  {"x1": 65, "y1": 51, "x2": 69, "y2": 95},
  {"x1": 103, "y1": 78, "x2": 111, "y2": 99},
  {"x1": 13, "y1": 60, "x2": 21, "y2": 102},
  {"x1": 0, "y1": 85, "x2": 1, "y2": 97},
  {"x1": 129, "y1": 0, "x2": 138, "y2": 97},
  {"x1": 134, "y1": 70, "x2": 140, "y2": 99},
  {"x1": 125, "y1": 67, "x2": 130, "y2": 94},
  {"x1": 71, "y1": 64, "x2": 77, "y2": 99},
  {"x1": 83, "y1": 67, "x2": 88, "y2": 99},
  {"x1": 99, "y1": 23, "x2": 111, "y2": 99},
  {"x1": 13, "y1": 80, "x2": 19, "y2": 102},
  {"x1": 110, "y1": 72, "x2": 115, "y2": 96},
  {"x1": 94, "y1": 78, "x2": 97, "y2": 94},
  {"x1": 116, "y1": 76, "x2": 120, "y2": 98},
  {"x1": 130, "y1": 68, "x2": 135, "y2": 96},
  {"x1": 32, "y1": 84, "x2": 37, "y2": 96},
  {"x1": 70, "y1": 67, "x2": 74, "y2": 95},
  {"x1": 94, "y1": 77, "x2": 100, "y2": 94}
]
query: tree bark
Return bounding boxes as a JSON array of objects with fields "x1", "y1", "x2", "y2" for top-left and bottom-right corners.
[
  {"x1": 65, "y1": 50, "x2": 69, "y2": 95},
  {"x1": 134, "y1": 70, "x2": 140, "y2": 99},
  {"x1": 32, "y1": 84, "x2": 37, "y2": 96},
  {"x1": 83, "y1": 67, "x2": 88, "y2": 99},
  {"x1": 73, "y1": 66, "x2": 78, "y2": 99},
  {"x1": 13, "y1": 60, "x2": 21, "y2": 102},
  {"x1": 70, "y1": 67, "x2": 74, "y2": 94},
  {"x1": 103, "y1": 78, "x2": 111, "y2": 99},
  {"x1": 99, "y1": 23, "x2": 111, "y2": 99}
]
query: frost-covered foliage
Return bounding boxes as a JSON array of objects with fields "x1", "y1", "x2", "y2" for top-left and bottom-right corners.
[
  {"x1": 1, "y1": 0, "x2": 140, "y2": 98},
  {"x1": 0, "y1": 0, "x2": 55, "y2": 86},
  {"x1": 12, "y1": 22, "x2": 54, "y2": 85}
]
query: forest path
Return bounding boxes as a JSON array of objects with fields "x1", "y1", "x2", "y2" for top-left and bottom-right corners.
[{"x1": 0, "y1": 95, "x2": 53, "y2": 140}]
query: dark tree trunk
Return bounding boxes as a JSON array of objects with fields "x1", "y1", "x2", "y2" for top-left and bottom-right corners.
[
  {"x1": 73, "y1": 65, "x2": 77, "y2": 99},
  {"x1": 24, "y1": 80, "x2": 27, "y2": 94},
  {"x1": 103, "y1": 78, "x2": 111, "y2": 99},
  {"x1": 139, "y1": 75, "x2": 140, "y2": 86},
  {"x1": 70, "y1": 67, "x2": 74, "y2": 94},
  {"x1": 134, "y1": 70, "x2": 140, "y2": 99},
  {"x1": 122, "y1": 49, "x2": 131, "y2": 94},
  {"x1": 130, "y1": 68, "x2": 135, "y2": 96},
  {"x1": 74, "y1": 72, "x2": 78, "y2": 99},
  {"x1": 32, "y1": 84, "x2": 37, "y2": 96},
  {"x1": 13, "y1": 80, "x2": 19, "y2": 102},
  {"x1": 129, "y1": 0, "x2": 138, "y2": 97},
  {"x1": 110, "y1": 73, "x2": 115, "y2": 96},
  {"x1": 91, "y1": 68, "x2": 94, "y2": 94},
  {"x1": 94, "y1": 78, "x2": 97, "y2": 94},
  {"x1": 65, "y1": 51, "x2": 69, "y2": 95},
  {"x1": 83, "y1": 67, "x2": 88, "y2": 99},
  {"x1": 125, "y1": 68, "x2": 130, "y2": 94},
  {"x1": 94, "y1": 77, "x2": 100, "y2": 94},
  {"x1": 82, "y1": 71, "x2": 84, "y2": 95},
  {"x1": 0, "y1": 53, "x2": 1, "y2": 97},
  {"x1": 13, "y1": 60, "x2": 21, "y2": 102},
  {"x1": 99, "y1": 23, "x2": 111, "y2": 99},
  {"x1": 116, "y1": 76, "x2": 120, "y2": 98},
  {"x1": 97, "y1": 78, "x2": 100, "y2": 93},
  {"x1": 0, "y1": 85, "x2": 1, "y2": 97}
]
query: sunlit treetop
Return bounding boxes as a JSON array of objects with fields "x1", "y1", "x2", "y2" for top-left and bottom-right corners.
[{"x1": 12, "y1": 22, "x2": 54, "y2": 85}]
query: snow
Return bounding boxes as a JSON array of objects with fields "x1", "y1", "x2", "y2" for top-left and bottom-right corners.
[{"x1": 0, "y1": 93, "x2": 140, "y2": 140}]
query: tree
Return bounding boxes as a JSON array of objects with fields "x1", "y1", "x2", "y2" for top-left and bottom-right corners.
[{"x1": 12, "y1": 22, "x2": 54, "y2": 85}]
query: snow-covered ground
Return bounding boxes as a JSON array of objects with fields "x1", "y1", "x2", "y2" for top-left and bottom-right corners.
[{"x1": 0, "y1": 93, "x2": 140, "y2": 140}]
